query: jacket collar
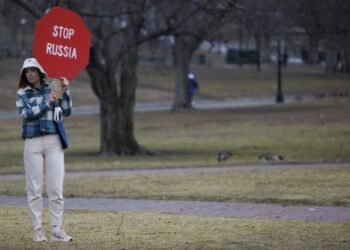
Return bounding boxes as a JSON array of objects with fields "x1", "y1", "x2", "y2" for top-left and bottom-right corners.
[{"x1": 24, "y1": 82, "x2": 49, "y2": 91}]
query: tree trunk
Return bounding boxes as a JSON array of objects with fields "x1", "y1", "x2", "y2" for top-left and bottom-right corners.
[
  {"x1": 307, "y1": 34, "x2": 319, "y2": 65},
  {"x1": 172, "y1": 36, "x2": 191, "y2": 110},
  {"x1": 98, "y1": 89, "x2": 140, "y2": 155},
  {"x1": 87, "y1": 47, "x2": 147, "y2": 155},
  {"x1": 254, "y1": 33, "x2": 261, "y2": 71},
  {"x1": 343, "y1": 43, "x2": 350, "y2": 74},
  {"x1": 325, "y1": 49, "x2": 338, "y2": 73}
]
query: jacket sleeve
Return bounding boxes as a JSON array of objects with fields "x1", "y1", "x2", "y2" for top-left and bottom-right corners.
[
  {"x1": 16, "y1": 92, "x2": 51, "y2": 121},
  {"x1": 60, "y1": 90, "x2": 72, "y2": 117}
]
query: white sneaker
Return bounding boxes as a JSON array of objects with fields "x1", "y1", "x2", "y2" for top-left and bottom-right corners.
[
  {"x1": 51, "y1": 229, "x2": 73, "y2": 242},
  {"x1": 33, "y1": 228, "x2": 47, "y2": 242}
]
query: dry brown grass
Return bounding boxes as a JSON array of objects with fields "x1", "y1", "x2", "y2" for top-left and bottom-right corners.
[
  {"x1": 1, "y1": 207, "x2": 349, "y2": 249},
  {"x1": 3, "y1": 57, "x2": 350, "y2": 112},
  {"x1": 1, "y1": 99, "x2": 350, "y2": 174},
  {"x1": 1, "y1": 58, "x2": 350, "y2": 249},
  {"x1": 1, "y1": 166, "x2": 350, "y2": 206}
]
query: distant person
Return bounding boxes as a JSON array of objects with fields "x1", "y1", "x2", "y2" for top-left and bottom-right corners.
[
  {"x1": 16, "y1": 58, "x2": 73, "y2": 242},
  {"x1": 187, "y1": 72, "x2": 199, "y2": 105}
]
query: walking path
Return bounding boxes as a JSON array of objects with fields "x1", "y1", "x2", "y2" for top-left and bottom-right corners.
[
  {"x1": 0, "y1": 94, "x2": 314, "y2": 119},
  {"x1": 1, "y1": 195, "x2": 350, "y2": 222},
  {"x1": 1, "y1": 162, "x2": 349, "y2": 222},
  {"x1": 0, "y1": 161, "x2": 348, "y2": 180}
]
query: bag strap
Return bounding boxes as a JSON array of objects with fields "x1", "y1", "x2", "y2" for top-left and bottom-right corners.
[{"x1": 53, "y1": 101, "x2": 63, "y2": 123}]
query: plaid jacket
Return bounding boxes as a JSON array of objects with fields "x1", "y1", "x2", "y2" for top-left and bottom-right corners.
[{"x1": 16, "y1": 81, "x2": 72, "y2": 139}]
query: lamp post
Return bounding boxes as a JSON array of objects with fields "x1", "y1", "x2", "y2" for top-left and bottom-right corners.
[
  {"x1": 276, "y1": 35, "x2": 284, "y2": 103},
  {"x1": 20, "y1": 17, "x2": 27, "y2": 56}
]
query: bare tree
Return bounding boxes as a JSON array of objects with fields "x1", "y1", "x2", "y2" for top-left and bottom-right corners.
[
  {"x1": 319, "y1": 0, "x2": 350, "y2": 73},
  {"x1": 288, "y1": 0, "x2": 350, "y2": 73},
  {"x1": 287, "y1": 0, "x2": 324, "y2": 65},
  {"x1": 83, "y1": 1, "x2": 146, "y2": 155},
  {"x1": 14, "y1": 0, "x2": 176, "y2": 155},
  {"x1": 0, "y1": 1, "x2": 40, "y2": 57},
  {"x1": 75, "y1": 0, "x2": 182, "y2": 155},
  {"x1": 165, "y1": 0, "x2": 237, "y2": 110},
  {"x1": 238, "y1": 0, "x2": 292, "y2": 70}
]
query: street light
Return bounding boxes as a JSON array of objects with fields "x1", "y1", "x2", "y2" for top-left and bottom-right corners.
[
  {"x1": 20, "y1": 17, "x2": 27, "y2": 56},
  {"x1": 276, "y1": 35, "x2": 284, "y2": 103}
]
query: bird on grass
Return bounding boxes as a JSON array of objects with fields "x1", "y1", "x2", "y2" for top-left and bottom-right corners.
[
  {"x1": 259, "y1": 153, "x2": 284, "y2": 161},
  {"x1": 217, "y1": 150, "x2": 233, "y2": 162}
]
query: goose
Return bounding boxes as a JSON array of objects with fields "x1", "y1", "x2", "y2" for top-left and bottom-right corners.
[
  {"x1": 259, "y1": 153, "x2": 284, "y2": 161},
  {"x1": 217, "y1": 150, "x2": 233, "y2": 162}
]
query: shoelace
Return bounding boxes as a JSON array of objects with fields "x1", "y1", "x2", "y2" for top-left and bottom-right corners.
[
  {"x1": 35, "y1": 229, "x2": 46, "y2": 239},
  {"x1": 55, "y1": 230, "x2": 67, "y2": 239}
]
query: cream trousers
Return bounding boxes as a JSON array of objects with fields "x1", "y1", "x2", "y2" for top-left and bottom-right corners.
[{"x1": 24, "y1": 134, "x2": 65, "y2": 231}]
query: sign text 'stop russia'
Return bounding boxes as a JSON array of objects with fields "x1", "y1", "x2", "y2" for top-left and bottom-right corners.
[{"x1": 33, "y1": 7, "x2": 91, "y2": 80}]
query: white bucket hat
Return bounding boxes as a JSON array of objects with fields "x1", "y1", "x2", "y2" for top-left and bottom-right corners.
[
  {"x1": 188, "y1": 73, "x2": 195, "y2": 79},
  {"x1": 21, "y1": 58, "x2": 46, "y2": 75}
]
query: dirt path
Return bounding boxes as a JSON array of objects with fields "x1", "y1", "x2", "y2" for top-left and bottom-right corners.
[{"x1": 0, "y1": 162, "x2": 349, "y2": 222}]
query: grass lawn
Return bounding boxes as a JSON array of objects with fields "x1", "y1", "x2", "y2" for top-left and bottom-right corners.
[
  {"x1": 1, "y1": 58, "x2": 350, "y2": 249},
  {"x1": 1, "y1": 99, "x2": 349, "y2": 174},
  {"x1": 1, "y1": 207, "x2": 349, "y2": 250},
  {"x1": 1, "y1": 167, "x2": 350, "y2": 207},
  {"x1": 1, "y1": 58, "x2": 349, "y2": 173},
  {"x1": 2, "y1": 58, "x2": 350, "y2": 111}
]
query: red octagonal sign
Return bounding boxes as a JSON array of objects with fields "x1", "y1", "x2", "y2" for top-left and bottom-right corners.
[{"x1": 33, "y1": 7, "x2": 91, "y2": 80}]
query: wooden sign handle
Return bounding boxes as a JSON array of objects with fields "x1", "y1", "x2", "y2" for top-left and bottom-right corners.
[{"x1": 51, "y1": 78, "x2": 63, "y2": 100}]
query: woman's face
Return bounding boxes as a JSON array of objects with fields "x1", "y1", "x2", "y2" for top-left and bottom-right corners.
[{"x1": 24, "y1": 67, "x2": 41, "y2": 85}]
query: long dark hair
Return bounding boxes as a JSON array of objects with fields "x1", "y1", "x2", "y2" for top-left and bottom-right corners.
[{"x1": 17, "y1": 68, "x2": 46, "y2": 89}]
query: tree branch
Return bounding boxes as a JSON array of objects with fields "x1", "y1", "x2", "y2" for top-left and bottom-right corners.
[{"x1": 13, "y1": 0, "x2": 44, "y2": 19}]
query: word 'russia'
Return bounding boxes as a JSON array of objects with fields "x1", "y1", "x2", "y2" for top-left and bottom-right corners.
[
  {"x1": 46, "y1": 25, "x2": 78, "y2": 59},
  {"x1": 46, "y1": 43, "x2": 77, "y2": 59}
]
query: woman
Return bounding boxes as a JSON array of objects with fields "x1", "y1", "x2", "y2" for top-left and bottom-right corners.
[
  {"x1": 187, "y1": 72, "x2": 199, "y2": 105},
  {"x1": 16, "y1": 58, "x2": 73, "y2": 242}
]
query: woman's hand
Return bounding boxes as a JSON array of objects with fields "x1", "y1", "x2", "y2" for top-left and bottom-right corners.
[
  {"x1": 60, "y1": 77, "x2": 70, "y2": 92},
  {"x1": 47, "y1": 92, "x2": 57, "y2": 104}
]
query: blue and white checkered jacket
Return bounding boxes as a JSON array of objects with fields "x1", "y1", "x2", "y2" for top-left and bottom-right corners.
[{"x1": 16, "y1": 81, "x2": 72, "y2": 139}]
